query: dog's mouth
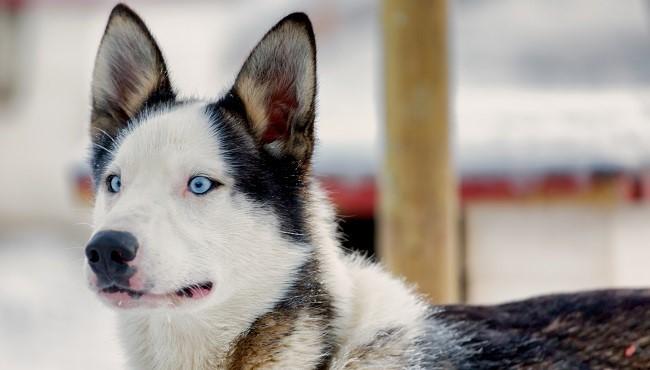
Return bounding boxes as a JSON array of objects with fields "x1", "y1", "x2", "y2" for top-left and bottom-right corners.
[
  {"x1": 173, "y1": 281, "x2": 214, "y2": 298},
  {"x1": 98, "y1": 281, "x2": 214, "y2": 309}
]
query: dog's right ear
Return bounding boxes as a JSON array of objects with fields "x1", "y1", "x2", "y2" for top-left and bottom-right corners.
[
  {"x1": 228, "y1": 13, "x2": 317, "y2": 168},
  {"x1": 90, "y1": 4, "x2": 174, "y2": 144}
]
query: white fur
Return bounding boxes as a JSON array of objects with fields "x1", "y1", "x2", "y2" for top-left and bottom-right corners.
[
  {"x1": 89, "y1": 103, "x2": 310, "y2": 368},
  {"x1": 86, "y1": 102, "x2": 450, "y2": 369}
]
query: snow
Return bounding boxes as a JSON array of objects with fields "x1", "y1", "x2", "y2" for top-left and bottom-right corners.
[{"x1": 0, "y1": 232, "x2": 123, "y2": 370}]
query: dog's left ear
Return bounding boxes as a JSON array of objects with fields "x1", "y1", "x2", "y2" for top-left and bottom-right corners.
[
  {"x1": 232, "y1": 13, "x2": 316, "y2": 165},
  {"x1": 91, "y1": 4, "x2": 174, "y2": 145}
]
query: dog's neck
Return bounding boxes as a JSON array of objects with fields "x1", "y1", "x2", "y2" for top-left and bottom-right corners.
[
  {"x1": 118, "y1": 186, "x2": 353, "y2": 370},
  {"x1": 224, "y1": 257, "x2": 337, "y2": 369}
]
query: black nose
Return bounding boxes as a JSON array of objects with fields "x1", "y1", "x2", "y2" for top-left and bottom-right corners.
[{"x1": 85, "y1": 230, "x2": 138, "y2": 286}]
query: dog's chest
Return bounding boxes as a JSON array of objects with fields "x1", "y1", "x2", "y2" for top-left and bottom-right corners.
[
  {"x1": 121, "y1": 311, "x2": 328, "y2": 370},
  {"x1": 120, "y1": 316, "x2": 228, "y2": 370}
]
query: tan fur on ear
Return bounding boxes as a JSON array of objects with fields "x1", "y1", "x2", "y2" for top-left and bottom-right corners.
[
  {"x1": 235, "y1": 76, "x2": 271, "y2": 138},
  {"x1": 91, "y1": 4, "x2": 173, "y2": 143},
  {"x1": 94, "y1": 17, "x2": 160, "y2": 117},
  {"x1": 233, "y1": 13, "x2": 317, "y2": 162}
]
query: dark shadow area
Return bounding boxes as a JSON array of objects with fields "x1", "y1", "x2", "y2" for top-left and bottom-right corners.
[{"x1": 339, "y1": 217, "x2": 375, "y2": 260}]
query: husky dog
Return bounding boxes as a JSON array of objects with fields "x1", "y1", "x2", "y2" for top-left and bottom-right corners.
[{"x1": 84, "y1": 4, "x2": 650, "y2": 369}]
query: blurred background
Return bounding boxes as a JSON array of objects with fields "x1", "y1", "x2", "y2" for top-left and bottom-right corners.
[{"x1": 2, "y1": 0, "x2": 650, "y2": 368}]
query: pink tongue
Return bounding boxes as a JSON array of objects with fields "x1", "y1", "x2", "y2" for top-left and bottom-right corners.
[
  {"x1": 190, "y1": 285, "x2": 211, "y2": 299},
  {"x1": 176, "y1": 283, "x2": 212, "y2": 299}
]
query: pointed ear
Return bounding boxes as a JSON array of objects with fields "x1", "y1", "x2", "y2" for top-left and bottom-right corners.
[
  {"x1": 232, "y1": 13, "x2": 317, "y2": 165},
  {"x1": 90, "y1": 4, "x2": 174, "y2": 144}
]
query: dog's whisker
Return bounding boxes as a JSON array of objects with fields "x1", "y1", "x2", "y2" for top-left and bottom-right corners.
[
  {"x1": 92, "y1": 142, "x2": 116, "y2": 156},
  {"x1": 94, "y1": 127, "x2": 120, "y2": 146},
  {"x1": 278, "y1": 230, "x2": 305, "y2": 236}
]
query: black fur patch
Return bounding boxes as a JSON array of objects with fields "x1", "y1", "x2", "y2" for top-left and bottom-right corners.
[
  {"x1": 205, "y1": 98, "x2": 311, "y2": 244},
  {"x1": 276, "y1": 257, "x2": 337, "y2": 369},
  {"x1": 433, "y1": 289, "x2": 650, "y2": 369},
  {"x1": 208, "y1": 94, "x2": 336, "y2": 366}
]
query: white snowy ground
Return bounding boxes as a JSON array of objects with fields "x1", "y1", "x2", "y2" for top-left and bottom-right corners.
[{"x1": 0, "y1": 231, "x2": 123, "y2": 370}]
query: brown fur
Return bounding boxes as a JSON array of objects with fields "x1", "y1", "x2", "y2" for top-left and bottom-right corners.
[
  {"x1": 222, "y1": 258, "x2": 335, "y2": 369},
  {"x1": 224, "y1": 309, "x2": 298, "y2": 369}
]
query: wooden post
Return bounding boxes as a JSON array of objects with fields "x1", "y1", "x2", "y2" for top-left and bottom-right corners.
[{"x1": 379, "y1": 0, "x2": 459, "y2": 303}]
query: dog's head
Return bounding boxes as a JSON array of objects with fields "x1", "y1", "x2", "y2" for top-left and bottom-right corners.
[{"x1": 84, "y1": 4, "x2": 317, "y2": 311}]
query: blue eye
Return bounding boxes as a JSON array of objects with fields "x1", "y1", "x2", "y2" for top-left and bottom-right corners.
[
  {"x1": 107, "y1": 175, "x2": 121, "y2": 193},
  {"x1": 188, "y1": 176, "x2": 215, "y2": 195}
]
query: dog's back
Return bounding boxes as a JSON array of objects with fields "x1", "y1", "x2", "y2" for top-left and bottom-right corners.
[
  {"x1": 432, "y1": 289, "x2": 650, "y2": 369},
  {"x1": 326, "y1": 257, "x2": 650, "y2": 369}
]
